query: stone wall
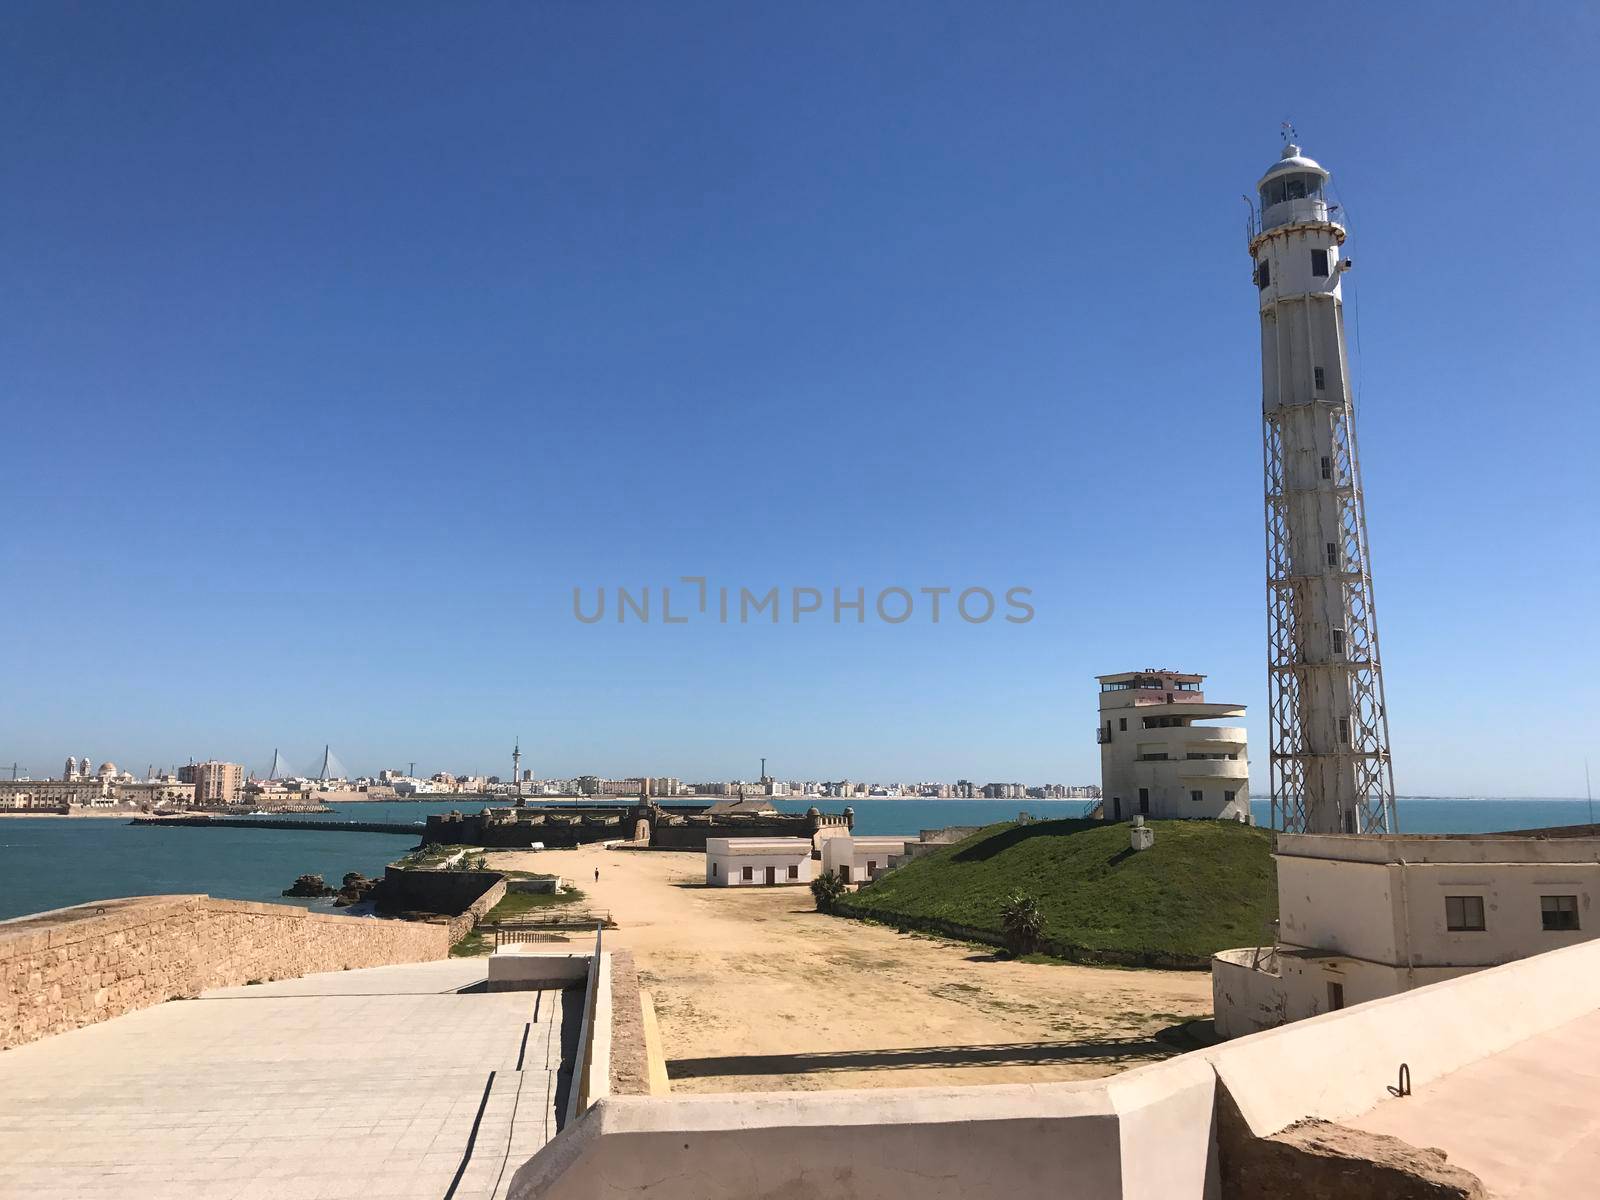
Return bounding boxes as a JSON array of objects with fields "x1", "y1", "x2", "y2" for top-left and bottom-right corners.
[
  {"x1": 1, "y1": 895, "x2": 452, "y2": 1051},
  {"x1": 376, "y1": 866, "x2": 507, "y2": 918}
]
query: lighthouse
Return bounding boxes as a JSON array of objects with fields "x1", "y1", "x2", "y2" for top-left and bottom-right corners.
[{"x1": 1250, "y1": 140, "x2": 1396, "y2": 836}]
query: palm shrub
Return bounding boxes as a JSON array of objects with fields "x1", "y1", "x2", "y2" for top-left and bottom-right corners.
[
  {"x1": 811, "y1": 869, "x2": 847, "y2": 913},
  {"x1": 999, "y1": 893, "x2": 1045, "y2": 956}
]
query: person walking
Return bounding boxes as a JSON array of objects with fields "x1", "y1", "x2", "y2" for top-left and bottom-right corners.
[{"x1": 594, "y1": 867, "x2": 600, "y2": 883}]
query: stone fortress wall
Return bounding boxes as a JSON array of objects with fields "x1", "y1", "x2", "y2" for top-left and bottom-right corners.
[
  {"x1": 1, "y1": 895, "x2": 454, "y2": 1051},
  {"x1": 426, "y1": 798, "x2": 853, "y2": 852}
]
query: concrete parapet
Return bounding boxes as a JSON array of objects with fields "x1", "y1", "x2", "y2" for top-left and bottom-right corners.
[
  {"x1": 508, "y1": 1055, "x2": 1219, "y2": 1200},
  {"x1": 487, "y1": 949, "x2": 591, "y2": 991}
]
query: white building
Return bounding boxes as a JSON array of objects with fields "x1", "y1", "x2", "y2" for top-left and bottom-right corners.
[
  {"x1": 704, "y1": 838, "x2": 815, "y2": 887},
  {"x1": 1212, "y1": 828, "x2": 1600, "y2": 1038},
  {"x1": 1096, "y1": 669, "x2": 1250, "y2": 822},
  {"x1": 821, "y1": 835, "x2": 915, "y2": 885}
]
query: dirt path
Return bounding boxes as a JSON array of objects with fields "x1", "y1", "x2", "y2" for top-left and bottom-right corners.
[{"x1": 484, "y1": 843, "x2": 1212, "y2": 1094}]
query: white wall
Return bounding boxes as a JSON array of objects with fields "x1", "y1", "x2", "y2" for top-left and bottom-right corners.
[
  {"x1": 508, "y1": 1058, "x2": 1220, "y2": 1200},
  {"x1": 705, "y1": 840, "x2": 815, "y2": 887},
  {"x1": 822, "y1": 836, "x2": 913, "y2": 883}
]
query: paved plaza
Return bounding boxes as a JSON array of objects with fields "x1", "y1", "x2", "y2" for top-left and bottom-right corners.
[{"x1": 0, "y1": 959, "x2": 575, "y2": 1200}]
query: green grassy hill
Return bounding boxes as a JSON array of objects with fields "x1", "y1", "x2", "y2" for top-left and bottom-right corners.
[{"x1": 835, "y1": 818, "x2": 1276, "y2": 967}]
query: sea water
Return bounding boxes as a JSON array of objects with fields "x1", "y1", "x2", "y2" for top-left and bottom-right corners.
[{"x1": 2, "y1": 796, "x2": 1594, "y2": 922}]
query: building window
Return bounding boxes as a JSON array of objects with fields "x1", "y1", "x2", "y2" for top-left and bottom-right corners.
[
  {"x1": 867, "y1": 860, "x2": 878, "y2": 874},
  {"x1": 1338, "y1": 717, "x2": 1350, "y2": 745},
  {"x1": 1541, "y1": 895, "x2": 1580, "y2": 931},
  {"x1": 1446, "y1": 895, "x2": 1485, "y2": 931},
  {"x1": 1332, "y1": 628, "x2": 1346, "y2": 655},
  {"x1": 1138, "y1": 788, "x2": 1149, "y2": 814},
  {"x1": 712, "y1": 862, "x2": 719, "y2": 876},
  {"x1": 1190, "y1": 789, "x2": 1203, "y2": 803},
  {"x1": 1224, "y1": 789, "x2": 1236, "y2": 804},
  {"x1": 788, "y1": 864, "x2": 799, "y2": 880},
  {"x1": 1314, "y1": 366, "x2": 1326, "y2": 390},
  {"x1": 1311, "y1": 248, "x2": 1330, "y2": 276},
  {"x1": 1321, "y1": 455, "x2": 1333, "y2": 480},
  {"x1": 742, "y1": 865, "x2": 753, "y2": 882},
  {"x1": 1256, "y1": 260, "x2": 1270, "y2": 289},
  {"x1": 1326, "y1": 542, "x2": 1339, "y2": 568},
  {"x1": 1119, "y1": 718, "x2": 1128, "y2": 732},
  {"x1": 1327, "y1": 981, "x2": 1345, "y2": 1011}
]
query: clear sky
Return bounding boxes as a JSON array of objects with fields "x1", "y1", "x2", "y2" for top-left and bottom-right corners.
[{"x1": 3, "y1": 3, "x2": 1596, "y2": 795}]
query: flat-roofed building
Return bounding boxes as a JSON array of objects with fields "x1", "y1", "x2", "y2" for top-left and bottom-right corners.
[
  {"x1": 704, "y1": 837, "x2": 815, "y2": 887},
  {"x1": 1213, "y1": 827, "x2": 1600, "y2": 1038},
  {"x1": 821, "y1": 835, "x2": 915, "y2": 885},
  {"x1": 1096, "y1": 669, "x2": 1250, "y2": 822},
  {"x1": 192, "y1": 761, "x2": 243, "y2": 806}
]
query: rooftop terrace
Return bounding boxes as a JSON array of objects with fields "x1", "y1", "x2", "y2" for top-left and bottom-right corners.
[{"x1": 0, "y1": 959, "x2": 576, "y2": 1200}]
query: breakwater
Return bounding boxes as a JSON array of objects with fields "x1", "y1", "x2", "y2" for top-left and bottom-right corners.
[{"x1": 131, "y1": 816, "x2": 422, "y2": 836}]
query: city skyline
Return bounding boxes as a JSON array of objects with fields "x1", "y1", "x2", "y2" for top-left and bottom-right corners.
[{"x1": 3, "y1": 4, "x2": 1596, "y2": 797}]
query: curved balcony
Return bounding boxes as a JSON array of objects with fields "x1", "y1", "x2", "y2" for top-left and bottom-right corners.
[{"x1": 1177, "y1": 760, "x2": 1250, "y2": 781}]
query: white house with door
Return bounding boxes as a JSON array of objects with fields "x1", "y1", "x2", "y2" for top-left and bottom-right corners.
[
  {"x1": 1212, "y1": 828, "x2": 1600, "y2": 1038},
  {"x1": 821, "y1": 835, "x2": 915, "y2": 885},
  {"x1": 704, "y1": 837, "x2": 815, "y2": 887}
]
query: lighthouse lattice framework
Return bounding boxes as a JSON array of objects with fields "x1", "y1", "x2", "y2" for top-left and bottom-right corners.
[{"x1": 1250, "y1": 141, "x2": 1396, "y2": 835}]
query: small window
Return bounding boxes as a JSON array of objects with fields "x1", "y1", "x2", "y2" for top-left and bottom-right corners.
[
  {"x1": 1119, "y1": 718, "x2": 1128, "y2": 732},
  {"x1": 742, "y1": 865, "x2": 753, "y2": 882},
  {"x1": 1320, "y1": 455, "x2": 1333, "y2": 480},
  {"x1": 1256, "y1": 260, "x2": 1270, "y2": 289},
  {"x1": 1138, "y1": 788, "x2": 1149, "y2": 814},
  {"x1": 1327, "y1": 981, "x2": 1345, "y2": 1011},
  {"x1": 1332, "y1": 628, "x2": 1346, "y2": 655},
  {"x1": 1314, "y1": 366, "x2": 1326, "y2": 390},
  {"x1": 1311, "y1": 248, "x2": 1330, "y2": 276},
  {"x1": 1190, "y1": 789, "x2": 1203, "y2": 803},
  {"x1": 1224, "y1": 789, "x2": 1236, "y2": 804},
  {"x1": 1326, "y1": 542, "x2": 1339, "y2": 568},
  {"x1": 866, "y1": 860, "x2": 877, "y2": 875},
  {"x1": 712, "y1": 862, "x2": 719, "y2": 876},
  {"x1": 787, "y1": 864, "x2": 799, "y2": 880},
  {"x1": 1338, "y1": 717, "x2": 1350, "y2": 745},
  {"x1": 1446, "y1": 895, "x2": 1485, "y2": 931},
  {"x1": 1542, "y1": 895, "x2": 1580, "y2": 931}
]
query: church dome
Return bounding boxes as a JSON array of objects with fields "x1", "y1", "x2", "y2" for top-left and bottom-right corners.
[{"x1": 97, "y1": 761, "x2": 117, "y2": 776}]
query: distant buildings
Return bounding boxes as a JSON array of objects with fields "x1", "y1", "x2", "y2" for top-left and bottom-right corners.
[
  {"x1": 191, "y1": 762, "x2": 244, "y2": 807},
  {"x1": 1096, "y1": 669, "x2": 1250, "y2": 822},
  {"x1": 0, "y1": 760, "x2": 194, "y2": 812}
]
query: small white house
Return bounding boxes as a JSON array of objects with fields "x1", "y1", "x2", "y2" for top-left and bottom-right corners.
[
  {"x1": 1212, "y1": 829, "x2": 1600, "y2": 1038},
  {"x1": 821, "y1": 835, "x2": 914, "y2": 885},
  {"x1": 705, "y1": 837, "x2": 816, "y2": 887}
]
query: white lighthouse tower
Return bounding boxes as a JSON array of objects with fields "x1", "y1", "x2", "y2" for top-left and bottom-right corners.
[{"x1": 1250, "y1": 139, "x2": 1396, "y2": 836}]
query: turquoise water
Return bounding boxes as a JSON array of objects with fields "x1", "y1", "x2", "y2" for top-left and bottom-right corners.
[{"x1": 2, "y1": 796, "x2": 1595, "y2": 922}]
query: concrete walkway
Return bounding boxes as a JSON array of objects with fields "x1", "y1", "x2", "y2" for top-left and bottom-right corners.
[{"x1": 0, "y1": 960, "x2": 574, "y2": 1200}]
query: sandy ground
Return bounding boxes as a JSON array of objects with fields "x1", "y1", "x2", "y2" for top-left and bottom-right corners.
[{"x1": 483, "y1": 843, "x2": 1212, "y2": 1095}]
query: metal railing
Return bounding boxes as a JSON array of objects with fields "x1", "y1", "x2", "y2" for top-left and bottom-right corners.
[{"x1": 492, "y1": 927, "x2": 570, "y2": 947}]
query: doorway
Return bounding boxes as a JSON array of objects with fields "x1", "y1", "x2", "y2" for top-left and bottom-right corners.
[
  {"x1": 765, "y1": 865, "x2": 776, "y2": 886},
  {"x1": 1138, "y1": 788, "x2": 1149, "y2": 815},
  {"x1": 1112, "y1": 797, "x2": 1122, "y2": 821}
]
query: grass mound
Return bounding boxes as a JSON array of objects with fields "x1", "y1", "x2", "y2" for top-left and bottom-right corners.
[{"x1": 835, "y1": 818, "x2": 1276, "y2": 966}]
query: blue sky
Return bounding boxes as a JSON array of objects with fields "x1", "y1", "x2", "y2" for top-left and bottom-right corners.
[{"x1": 3, "y1": 3, "x2": 1596, "y2": 795}]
